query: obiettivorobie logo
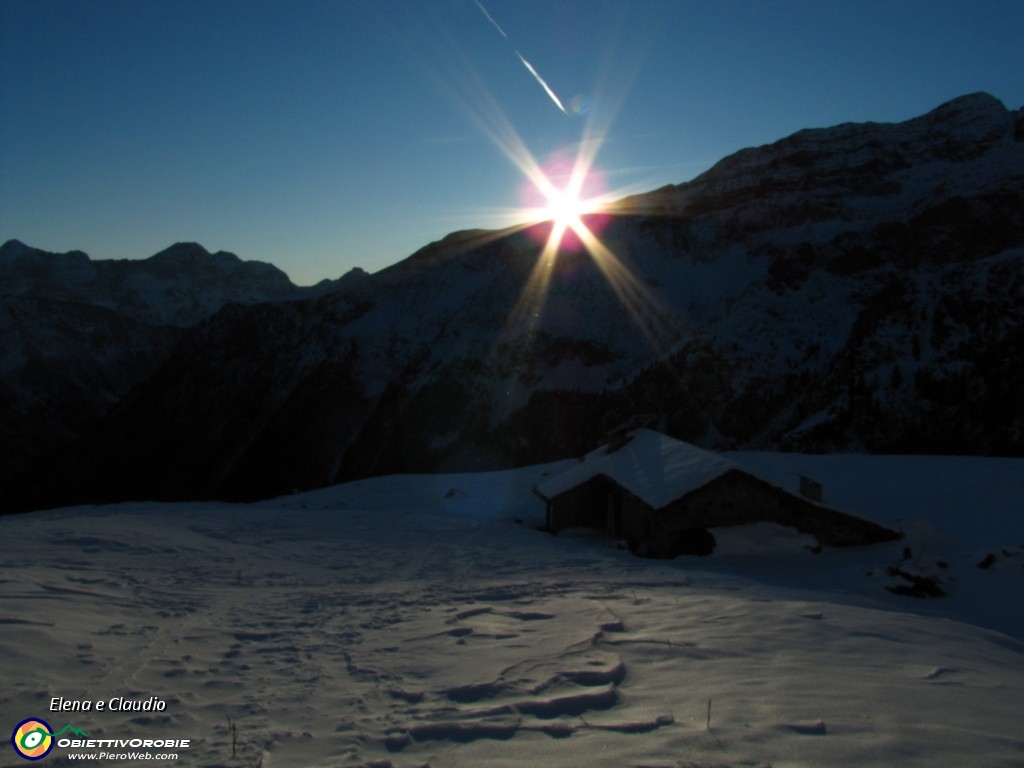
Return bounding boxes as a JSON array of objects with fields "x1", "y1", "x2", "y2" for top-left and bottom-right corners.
[
  {"x1": 11, "y1": 718, "x2": 88, "y2": 761},
  {"x1": 11, "y1": 712, "x2": 191, "y2": 762}
]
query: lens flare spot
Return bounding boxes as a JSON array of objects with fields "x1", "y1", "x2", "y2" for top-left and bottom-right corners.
[{"x1": 570, "y1": 93, "x2": 591, "y2": 115}]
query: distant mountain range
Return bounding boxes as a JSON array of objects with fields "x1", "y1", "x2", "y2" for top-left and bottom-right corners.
[
  {"x1": 0, "y1": 239, "x2": 367, "y2": 325},
  {"x1": 3, "y1": 91, "x2": 1023, "y2": 512}
]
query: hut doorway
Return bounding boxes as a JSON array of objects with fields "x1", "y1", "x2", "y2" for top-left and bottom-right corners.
[{"x1": 595, "y1": 478, "x2": 623, "y2": 537}]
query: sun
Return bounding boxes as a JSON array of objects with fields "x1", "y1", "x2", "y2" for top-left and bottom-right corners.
[
  {"x1": 540, "y1": 187, "x2": 596, "y2": 229},
  {"x1": 515, "y1": 146, "x2": 606, "y2": 234}
]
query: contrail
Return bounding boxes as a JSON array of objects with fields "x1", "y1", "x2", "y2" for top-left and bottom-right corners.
[
  {"x1": 473, "y1": 0, "x2": 567, "y2": 114},
  {"x1": 473, "y1": 0, "x2": 508, "y2": 39},
  {"x1": 515, "y1": 51, "x2": 568, "y2": 114}
]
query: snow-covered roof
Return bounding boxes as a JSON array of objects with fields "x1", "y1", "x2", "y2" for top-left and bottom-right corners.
[{"x1": 535, "y1": 429, "x2": 740, "y2": 510}]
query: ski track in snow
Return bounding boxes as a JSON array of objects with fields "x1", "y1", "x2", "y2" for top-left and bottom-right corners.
[{"x1": 2, "y1": 457, "x2": 1023, "y2": 767}]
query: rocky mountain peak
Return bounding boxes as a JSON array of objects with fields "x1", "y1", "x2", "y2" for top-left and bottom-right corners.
[
  {"x1": 138, "y1": 241, "x2": 293, "y2": 287},
  {"x1": 147, "y1": 242, "x2": 246, "y2": 271},
  {"x1": 616, "y1": 89, "x2": 1022, "y2": 238},
  {"x1": 1, "y1": 238, "x2": 92, "y2": 265},
  {"x1": 0, "y1": 238, "x2": 32, "y2": 260},
  {"x1": 923, "y1": 91, "x2": 1008, "y2": 123},
  {"x1": 913, "y1": 91, "x2": 1017, "y2": 150},
  {"x1": 0, "y1": 240, "x2": 299, "y2": 326},
  {"x1": 0, "y1": 239, "x2": 98, "y2": 290}
]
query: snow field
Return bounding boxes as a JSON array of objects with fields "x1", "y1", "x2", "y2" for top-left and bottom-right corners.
[{"x1": 1, "y1": 454, "x2": 1022, "y2": 767}]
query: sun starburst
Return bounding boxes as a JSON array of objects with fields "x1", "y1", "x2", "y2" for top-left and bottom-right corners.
[
  {"x1": 502, "y1": 144, "x2": 674, "y2": 367},
  {"x1": 421, "y1": 33, "x2": 675, "y2": 374},
  {"x1": 540, "y1": 188, "x2": 590, "y2": 230}
]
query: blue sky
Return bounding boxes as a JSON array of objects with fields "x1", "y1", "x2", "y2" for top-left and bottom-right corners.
[{"x1": 2, "y1": 0, "x2": 1022, "y2": 285}]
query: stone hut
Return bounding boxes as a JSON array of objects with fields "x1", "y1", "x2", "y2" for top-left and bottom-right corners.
[{"x1": 535, "y1": 429, "x2": 900, "y2": 557}]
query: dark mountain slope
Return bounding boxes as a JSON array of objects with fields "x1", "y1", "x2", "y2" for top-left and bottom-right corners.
[
  {"x1": 5, "y1": 92, "x2": 1023, "y2": 511},
  {"x1": 0, "y1": 297, "x2": 182, "y2": 490}
]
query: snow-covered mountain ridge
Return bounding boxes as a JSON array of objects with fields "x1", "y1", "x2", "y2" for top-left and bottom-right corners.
[
  {"x1": 0, "y1": 240, "x2": 300, "y2": 327},
  {"x1": 0, "y1": 240, "x2": 315, "y2": 491},
  {"x1": 4, "y1": 92, "x2": 1023, "y2": 511}
]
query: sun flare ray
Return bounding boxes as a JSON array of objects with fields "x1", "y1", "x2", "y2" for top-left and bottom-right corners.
[
  {"x1": 571, "y1": 219, "x2": 675, "y2": 350},
  {"x1": 503, "y1": 138, "x2": 676, "y2": 370},
  {"x1": 417, "y1": 17, "x2": 678, "y2": 383}
]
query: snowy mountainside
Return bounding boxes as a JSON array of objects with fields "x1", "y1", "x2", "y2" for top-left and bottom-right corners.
[
  {"x1": 631, "y1": 91, "x2": 1022, "y2": 226},
  {"x1": 0, "y1": 240, "x2": 299, "y2": 327},
  {"x1": 0, "y1": 240, "x2": 305, "y2": 491},
  {"x1": 0, "y1": 296, "x2": 183, "y2": 490},
  {"x1": 4, "y1": 92, "x2": 1024, "y2": 511}
]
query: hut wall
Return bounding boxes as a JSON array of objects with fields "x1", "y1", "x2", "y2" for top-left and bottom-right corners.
[
  {"x1": 548, "y1": 475, "x2": 653, "y2": 539},
  {"x1": 548, "y1": 483, "x2": 595, "y2": 531},
  {"x1": 619, "y1": 491, "x2": 651, "y2": 542},
  {"x1": 660, "y1": 470, "x2": 899, "y2": 547},
  {"x1": 547, "y1": 468, "x2": 899, "y2": 556},
  {"x1": 548, "y1": 476, "x2": 619, "y2": 533}
]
